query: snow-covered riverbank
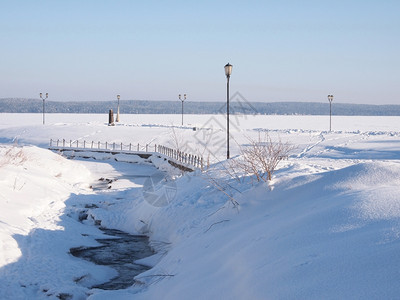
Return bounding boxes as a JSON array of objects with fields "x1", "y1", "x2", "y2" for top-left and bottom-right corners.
[{"x1": 1, "y1": 114, "x2": 400, "y2": 299}]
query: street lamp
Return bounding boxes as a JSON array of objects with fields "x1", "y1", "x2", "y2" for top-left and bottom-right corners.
[
  {"x1": 178, "y1": 93, "x2": 186, "y2": 126},
  {"x1": 224, "y1": 63, "x2": 233, "y2": 159},
  {"x1": 116, "y1": 94, "x2": 120, "y2": 122},
  {"x1": 39, "y1": 92, "x2": 48, "y2": 125},
  {"x1": 328, "y1": 94, "x2": 334, "y2": 131}
]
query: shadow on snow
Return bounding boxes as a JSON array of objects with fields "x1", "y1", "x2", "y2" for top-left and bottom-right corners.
[{"x1": 0, "y1": 160, "x2": 160, "y2": 299}]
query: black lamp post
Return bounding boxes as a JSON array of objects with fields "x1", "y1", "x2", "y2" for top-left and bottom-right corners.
[
  {"x1": 39, "y1": 92, "x2": 48, "y2": 125},
  {"x1": 179, "y1": 93, "x2": 186, "y2": 126},
  {"x1": 328, "y1": 94, "x2": 334, "y2": 131},
  {"x1": 224, "y1": 63, "x2": 232, "y2": 159},
  {"x1": 116, "y1": 94, "x2": 120, "y2": 122}
]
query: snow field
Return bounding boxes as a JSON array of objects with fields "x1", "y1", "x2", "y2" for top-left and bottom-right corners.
[{"x1": 1, "y1": 113, "x2": 400, "y2": 299}]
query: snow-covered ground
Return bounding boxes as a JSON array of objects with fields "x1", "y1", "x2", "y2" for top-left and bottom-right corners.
[{"x1": 1, "y1": 113, "x2": 400, "y2": 299}]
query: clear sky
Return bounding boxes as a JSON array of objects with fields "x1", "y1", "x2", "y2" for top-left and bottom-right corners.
[{"x1": 1, "y1": 0, "x2": 399, "y2": 104}]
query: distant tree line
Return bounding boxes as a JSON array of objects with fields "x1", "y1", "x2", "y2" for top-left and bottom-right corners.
[{"x1": 1, "y1": 98, "x2": 400, "y2": 116}]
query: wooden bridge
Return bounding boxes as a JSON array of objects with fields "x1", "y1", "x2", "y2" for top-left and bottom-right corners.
[{"x1": 49, "y1": 139, "x2": 204, "y2": 172}]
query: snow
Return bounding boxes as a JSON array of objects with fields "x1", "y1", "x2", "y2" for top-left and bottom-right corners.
[{"x1": 1, "y1": 113, "x2": 400, "y2": 299}]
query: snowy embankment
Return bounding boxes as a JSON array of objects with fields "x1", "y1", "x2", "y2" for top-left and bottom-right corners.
[
  {"x1": 89, "y1": 160, "x2": 400, "y2": 300},
  {"x1": 1, "y1": 114, "x2": 400, "y2": 299},
  {"x1": 0, "y1": 145, "x2": 105, "y2": 298},
  {"x1": 0, "y1": 145, "x2": 92, "y2": 267}
]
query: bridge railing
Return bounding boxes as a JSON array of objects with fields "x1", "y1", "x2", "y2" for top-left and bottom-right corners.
[
  {"x1": 157, "y1": 145, "x2": 203, "y2": 170},
  {"x1": 49, "y1": 139, "x2": 203, "y2": 170}
]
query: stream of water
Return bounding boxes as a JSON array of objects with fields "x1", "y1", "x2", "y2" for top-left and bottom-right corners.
[{"x1": 70, "y1": 227, "x2": 154, "y2": 290}]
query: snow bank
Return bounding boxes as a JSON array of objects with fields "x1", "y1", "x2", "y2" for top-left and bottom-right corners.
[
  {"x1": 87, "y1": 160, "x2": 400, "y2": 300},
  {"x1": 0, "y1": 145, "x2": 96, "y2": 298}
]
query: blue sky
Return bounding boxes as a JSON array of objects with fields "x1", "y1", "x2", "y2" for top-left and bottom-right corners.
[{"x1": 1, "y1": 0, "x2": 399, "y2": 104}]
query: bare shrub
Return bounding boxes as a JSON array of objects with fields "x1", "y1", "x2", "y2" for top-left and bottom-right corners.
[
  {"x1": 235, "y1": 132, "x2": 293, "y2": 182},
  {"x1": 0, "y1": 146, "x2": 28, "y2": 167},
  {"x1": 202, "y1": 168, "x2": 240, "y2": 208}
]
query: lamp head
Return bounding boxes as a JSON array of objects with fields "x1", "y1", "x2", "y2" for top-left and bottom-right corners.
[{"x1": 224, "y1": 63, "x2": 233, "y2": 78}]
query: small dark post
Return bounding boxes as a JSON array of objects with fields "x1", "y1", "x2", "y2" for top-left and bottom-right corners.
[{"x1": 108, "y1": 109, "x2": 114, "y2": 126}]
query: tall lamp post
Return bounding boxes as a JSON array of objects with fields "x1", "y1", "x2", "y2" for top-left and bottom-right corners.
[
  {"x1": 328, "y1": 94, "x2": 334, "y2": 131},
  {"x1": 178, "y1": 93, "x2": 186, "y2": 126},
  {"x1": 224, "y1": 63, "x2": 233, "y2": 159},
  {"x1": 39, "y1": 92, "x2": 48, "y2": 125},
  {"x1": 116, "y1": 94, "x2": 120, "y2": 122}
]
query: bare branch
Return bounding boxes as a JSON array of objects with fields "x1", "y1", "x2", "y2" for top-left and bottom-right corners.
[
  {"x1": 204, "y1": 220, "x2": 230, "y2": 233},
  {"x1": 236, "y1": 132, "x2": 293, "y2": 183}
]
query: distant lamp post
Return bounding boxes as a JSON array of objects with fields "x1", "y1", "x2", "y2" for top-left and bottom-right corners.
[
  {"x1": 328, "y1": 94, "x2": 334, "y2": 131},
  {"x1": 116, "y1": 94, "x2": 121, "y2": 122},
  {"x1": 224, "y1": 63, "x2": 233, "y2": 159},
  {"x1": 39, "y1": 92, "x2": 48, "y2": 125},
  {"x1": 178, "y1": 93, "x2": 187, "y2": 126}
]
